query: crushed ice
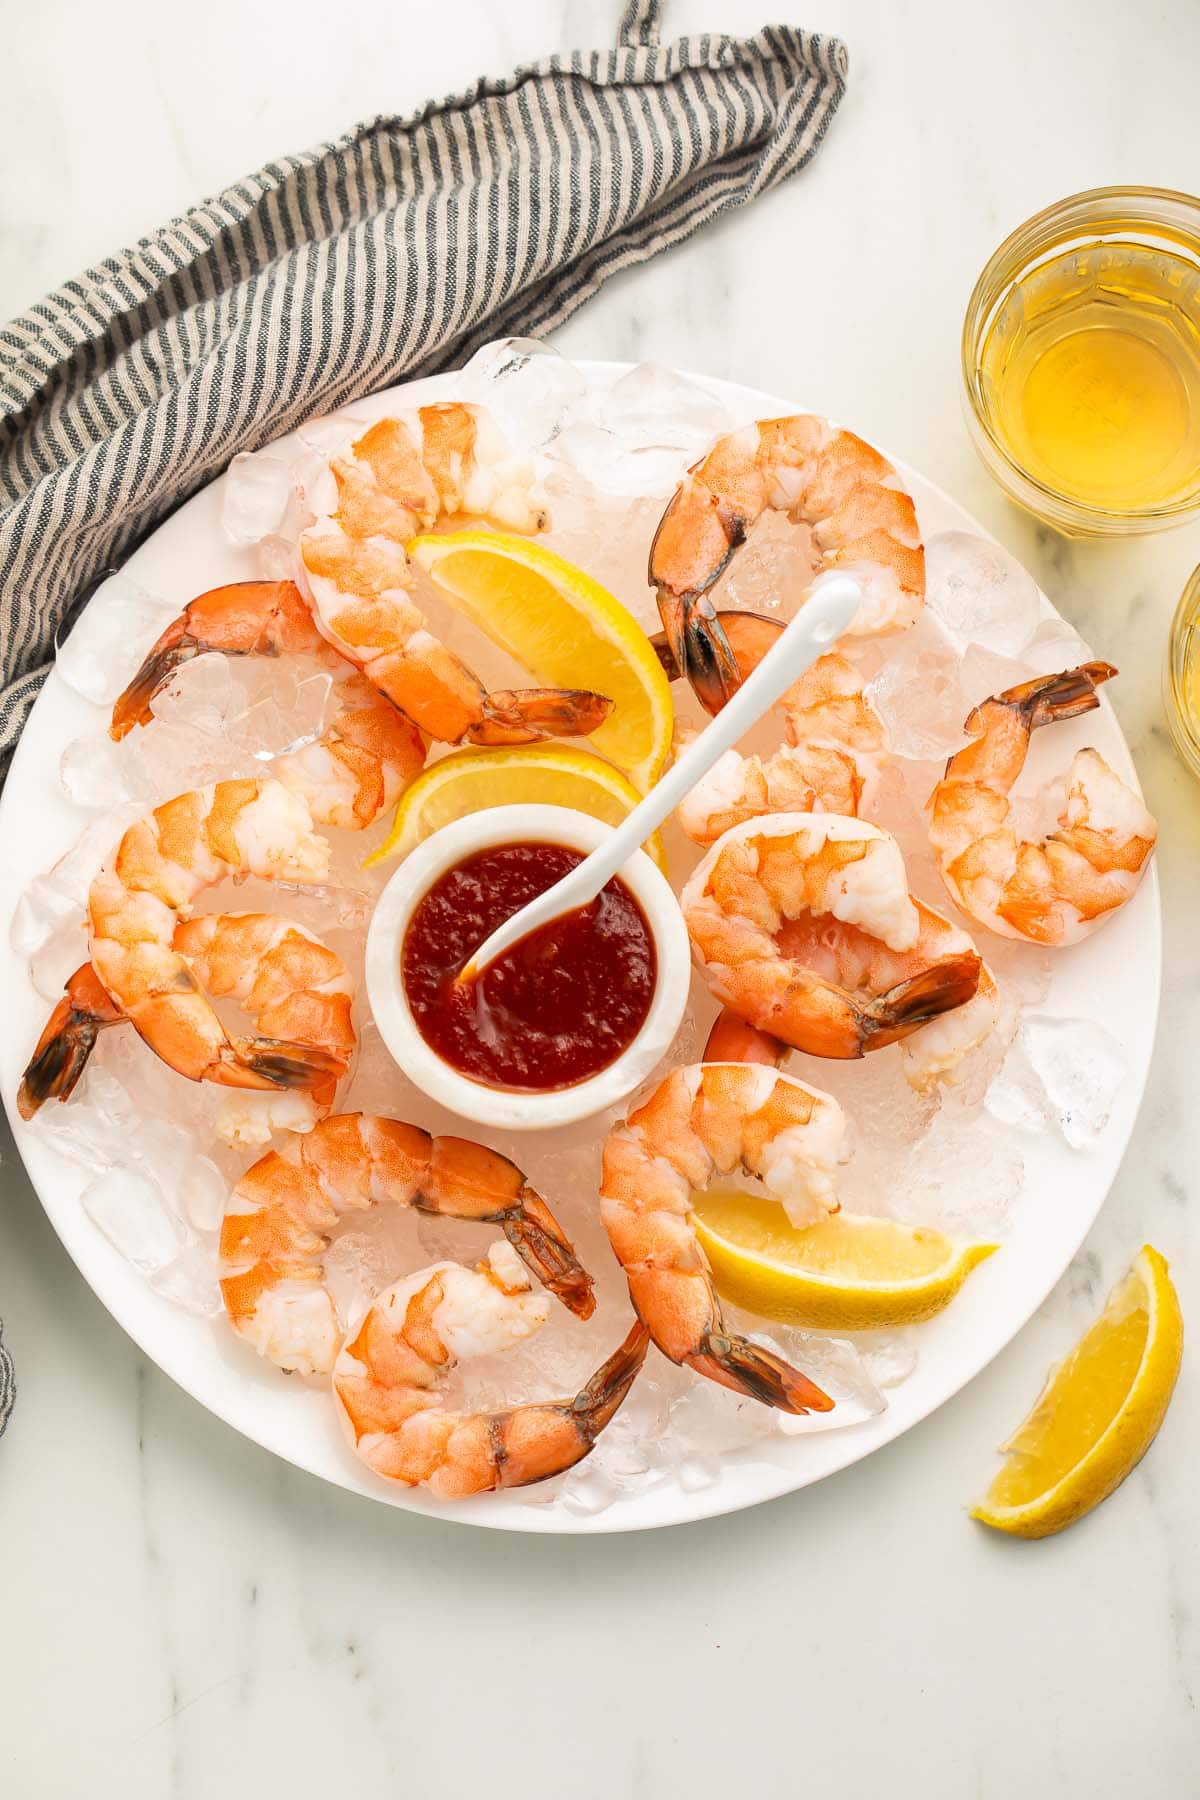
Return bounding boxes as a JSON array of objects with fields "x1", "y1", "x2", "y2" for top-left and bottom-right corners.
[{"x1": 987, "y1": 1016, "x2": 1126, "y2": 1150}]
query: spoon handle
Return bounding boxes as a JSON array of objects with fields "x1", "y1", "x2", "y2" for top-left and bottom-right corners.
[{"x1": 460, "y1": 573, "x2": 862, "y2": 979}]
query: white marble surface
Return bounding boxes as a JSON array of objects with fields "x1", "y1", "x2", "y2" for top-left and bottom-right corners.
[{"x1": 2, "y1": 0, "x2": 1199, "y2": 1792}]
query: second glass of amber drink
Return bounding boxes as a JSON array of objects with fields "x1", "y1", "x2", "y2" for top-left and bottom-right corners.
[{"x1": 963, "y1": 187, "x2": 1200, "y2": 534}]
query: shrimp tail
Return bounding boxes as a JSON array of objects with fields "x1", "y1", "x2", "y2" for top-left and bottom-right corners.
[
  {"x1": 227, "y1": 1037, "x2": 349, "y2": 1091},
  {"x1": 17, "y1": 964, "x2": 124, "y2": 1118},
  {"x1": 467, "y1": 687, "x2": 614, "y2": 746},
  {"x1": 651, "y1": 609, "x2": 784, "y2": 716},
  {"x1": 504, "y1": 1189, "x2": 597, "y2": 1320},
  {"x1": 861, "y1": 952, "x2": 983, "y2": 1049},
  {"x1": 570, "y1": 1321, "x2": 651, "y2": 1435},
  {"x1": 690, "y1": 1331, "x2": 835, "y2": 1415},
  {"x1": 656, "y1": 593, "x2": 743, "y2": 717},
  {"x1": 971, "y1": 661, "x2": 1118, "y2": 741},
  {"x1": 110, "y1": 620, "x2": 203, "y2": 739},
  {"x1": 704, "y1": 1006, "x2": 788, "y2": 1067}
]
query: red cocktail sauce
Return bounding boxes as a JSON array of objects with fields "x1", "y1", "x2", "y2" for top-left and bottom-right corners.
[{"x1": 401, "y1": 841, "x2": 657, "y2": 1091}]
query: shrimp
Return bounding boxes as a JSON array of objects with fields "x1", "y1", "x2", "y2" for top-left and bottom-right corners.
[
  {"x1": 333, "y1": 1241, "x2": 649, "y2": 1497},
  {"x1": 650, "y1": 413, "x2": 924, "y2": 713},
  {"x1": 86, "y1": 778, "x2": 342, "y2": 1096},
  {"x1": 700, "y1": 923, "x2": 998, "y2": 1094},
  {"x1": 110, "y1": 581, "x2": 426, "y2": 831},
  {"x1": 929, "y1": 663, "x2": 1158, "y2": 945},
  {"x1": 298, "y1": 403, "x2": 612, "y2": 746},
  {"x1": 18, "y1": 914, "x2": 355, "y2": 1136},
  {"x1": 675, "y1": 647, "x2": 887, "y2": 843},
  {"x1": 600, "y1": 1062, "x2": 843, "y2": 1410},
  {"x1": 681, "y1": 814, "x2": 982, "y2": 1062},
  {"x1": 220, "y1": 1113, "x2": 595, "y2": 1376}
]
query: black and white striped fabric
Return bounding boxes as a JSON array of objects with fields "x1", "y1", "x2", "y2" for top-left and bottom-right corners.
[
  {"x1": 0, "y1": 0, "x2": 847, "y2": 778},
  {"x1": 0, "y1": 1325, "x2": 13, "y2": 1441}
]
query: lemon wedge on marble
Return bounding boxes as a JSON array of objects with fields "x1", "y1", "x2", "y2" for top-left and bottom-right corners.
[
  {"x1": 691, "y1": 1194, "x2": 997, "y2": 1330},
  {"x1": 408, "y1": 530, "x2": 673, "y2": 793},
  {"x1": 972, "y1": 1245, "x2": 1183, "y2": 1539}
]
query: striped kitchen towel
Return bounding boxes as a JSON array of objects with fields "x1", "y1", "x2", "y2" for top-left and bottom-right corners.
[
  {"x1": 0, "y1": 1324, "x2": 13, "y2": 1441},
  {"x1": 0, "y1": 0, "x2": 847, "y2": 780}
]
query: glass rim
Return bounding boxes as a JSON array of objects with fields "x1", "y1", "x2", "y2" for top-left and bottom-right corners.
[
  {"x1": 1166, "y1": 563, "x2": 1200, "y2": 777},
  {"x1": 962, "y1": 185, "x2": 1200, "y2": 529}
]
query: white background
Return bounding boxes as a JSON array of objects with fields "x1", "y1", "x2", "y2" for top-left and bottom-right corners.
[{"x1": 2, "y1": 1, "x2": 1199, "y2": 1793}]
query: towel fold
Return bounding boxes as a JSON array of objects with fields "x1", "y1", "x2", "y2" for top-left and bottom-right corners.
[{"x1": 0, "y1": 0, "x2": 846, "y2": 787}]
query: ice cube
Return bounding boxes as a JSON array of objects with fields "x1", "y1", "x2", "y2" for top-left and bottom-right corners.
[
  {"x1": 31, "y1": 1096, "x2": 126, "y2": 1172},
  {"x1": 12, "y1": 810, "x2": 135, "y2": 958},
  {"x1": 60, "y1": 733, "x2": 133, "y2": 810},
  {"x1": 1019, "y1": 1015, "x2": 1127, "y2": 1150},
  {"x1": 54, "y1": 577, "x2": 178, "y2": 706},
  {"x1": 550, "y1": 363, "x2": 731, "y2": 498},
  {"x1": 676, "y1": 1454, "x2": 722, "y2": 1492},
  {"x1": 150, "y1": 1242, "x2": 223, "y2": 1316},
  {"x1": 889, "y1": 1103, "x2": 1023, "y2": 1237},
  {"x1": 1024, "y1": 615, "x2": 1095, "y2": 674},
  {"x1": 557, "y1": 1458, "x2": 623, "y2": 1516},
  {"x1": 221, "y1": 451, "x2": 293, "y2": 546},
  {"x1": 82, "y1": 1167, "x2": 188, "y2": 1272},
  {"x1": 148, "y1": 653, "x2": 247, "y2": 734},
  {"x1": 958, "y1": 642, "x2": 1036, "y2": 714},
  {"x1": 232, "y1": 668, "x2": 334, "y2": 758},
  {"x1": 29, "y1": 917, "x2": 89, "y2": 1001},
  {"x1": 926, "y1": 531, "x2": 1041, "y2": 656},
  {"x1": 854, "y1": 1329, "x2": 919, "y2": 1389},
  {"x1": 119, "y1": 720, "x2": 248, "y2": 802},
  {"x1": 864, "y1": 613, "x2": 972, "y2": 760},
  {"x1": 257, "y1": 533, "x2": 302, "y2": 581},
  {"x1": 985, "y1": 1038, "x2": 1054, "y2": 1134},
  {"x1": 179, "y1": 1157, "x2": 227, "y2": 1233},
  {"x1": 457, "y1": 338, "x2": 588, "y2": 451}
]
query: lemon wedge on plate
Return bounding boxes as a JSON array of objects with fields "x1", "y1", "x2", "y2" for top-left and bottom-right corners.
[
  {"x1": 408, "y1": 530, "x2": 673, "y2": 793},
  {"x1": 366, "y1": 743, "x2": 669, "y2": 872},
  {"x1": 691, "y1": 1193, "x2": 997, "y2": 1330},
  {"x1": 972, "y1": 1245, "x2": 1183, "y2": 1539}
]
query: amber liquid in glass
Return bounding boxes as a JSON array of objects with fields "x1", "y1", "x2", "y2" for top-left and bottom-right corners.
[{"x1": 978, "y1": 242, "x2": 1200, "y2": 512}]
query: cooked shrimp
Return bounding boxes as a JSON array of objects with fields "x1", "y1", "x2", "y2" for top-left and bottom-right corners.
[
  {"x1": 333, "y1": 1241, "x2": 649, "y2": 1496},
  {"x1": 18, "y1": 913, "x2": 355, "y2": 1137},
  {"x1": 600, "y1": 1062, "x2": 843, "y2": 1410},
  {"x1": 220, "y1": 1112, "x2": 595, "y2": 1376},
  {"x1": 681, "y1": 815, "x2": 982, "y2": 1061},
  {"x1": 929, "y1": 663, "x2": 1158, "y2": 945},
  {"x1": 677, "y1": 650, "x2": 887, "y2": 843},
  {"x1": 650, "y1": 414, "x2": 924, "y2": 712},
  {"x1": 700, "y1": 924, "x2": 996, "y2": 1093},
  {"x1": 299, "y1": 404, "x2": 612, "y2": 746},
  {"x1": 110, "y1": 581, "x2": 426, "y2": 831},
  {"x1": 87, "y1": 779, "x2": 342, "y2": 1096}
]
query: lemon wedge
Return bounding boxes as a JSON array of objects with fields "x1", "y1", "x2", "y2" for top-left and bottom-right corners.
[
  {"x1": 366, "y1": 743, "x2": 668, "y2": 872},
  {"x1": 408, "y1": 530, "x2": 673, "y2": 792},
  {"x1": 691, "y1": 1193, "x2": 997, "y2": 1330},
  {"x1": 972, "y1": 1245, "x2": 1183, "y2": 1539}
]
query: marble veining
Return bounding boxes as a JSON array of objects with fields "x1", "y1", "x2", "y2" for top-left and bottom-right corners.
[{"x1": 1, "y1": 1, "x2": 1199, "y2": 1795}]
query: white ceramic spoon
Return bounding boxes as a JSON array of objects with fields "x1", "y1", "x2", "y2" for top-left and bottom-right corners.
[{"x1": 458, "y1": 573, "x2": 863, "y2": 981}]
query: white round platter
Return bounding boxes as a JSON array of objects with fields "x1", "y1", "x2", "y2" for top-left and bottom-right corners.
[{"x1": 0, "y1": 362, "x2": 1161, "y2": 1533}]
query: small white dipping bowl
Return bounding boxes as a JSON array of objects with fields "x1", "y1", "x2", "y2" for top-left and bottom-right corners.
[{"x1": 364, "y1": 803, "x2": 692, "y2": 1131}]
